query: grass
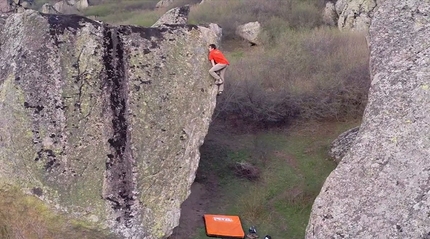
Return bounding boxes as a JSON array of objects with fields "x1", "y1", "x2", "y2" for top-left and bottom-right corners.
[
  {"x1": 119, "y1": 9, "x2": 164, "y2": 26},
  {"x1": 194, "y1": 119, "x2": 361, "y2": 239},
  {"x1": 0, "y1": 185, "x2": 117, "y2": 239},
  {"x1": 81, "y1": 0, "x2": 160, "y2": 25}
]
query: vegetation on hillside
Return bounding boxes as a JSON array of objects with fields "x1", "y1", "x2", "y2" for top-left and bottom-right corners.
[
  {"x1": 0, "y1": 186, "x2": 118, "y2": 239},
  {"x1": 195, "y1": 120, "x2": 360, "y2": 238}
]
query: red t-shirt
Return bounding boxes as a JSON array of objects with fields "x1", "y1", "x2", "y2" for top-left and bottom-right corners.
[{"x1": 209, "y1": 49, "x2": 229, "y2": 65}]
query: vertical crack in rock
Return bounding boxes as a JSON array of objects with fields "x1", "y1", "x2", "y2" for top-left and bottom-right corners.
[{"x1": 102, "y1": 26, "x2": 139, "y2": 233}]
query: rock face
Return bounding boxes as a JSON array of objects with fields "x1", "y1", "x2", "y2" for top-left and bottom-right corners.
[
  {"x1": 0, "y1": 0, "x2": 10, "y2": 12},
  {"x1": 328, "y1": 127, "x2": 359, "y2": 163},
  {"x1": 236, "y1": 21, "x2": 261, "y2": 45},
  {"x1": 336, "y1": 0, "x2": 378, "y2": 31},
  {"x1": 152, "y1": 5, "x2": 189, "y2": 27},
  {"x1": 0, "y1": 10, "x2": 219, "y2": 239},
  {"x1": 306, "y1": 1, "x2": 430, "y2": 238}
]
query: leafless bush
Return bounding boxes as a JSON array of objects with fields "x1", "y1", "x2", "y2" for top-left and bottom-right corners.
[{"x1": 216, "y1": 28, "x2": 370, "y2": 125}]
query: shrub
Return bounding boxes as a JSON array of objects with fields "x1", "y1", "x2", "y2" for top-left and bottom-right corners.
[{"x1": 215, "y1": 28, "x2": 370, "y2": 125}]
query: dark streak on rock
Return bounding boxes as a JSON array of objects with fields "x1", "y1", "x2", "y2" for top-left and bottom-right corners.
[{"x1": 102, "y1": 26, "x2": 136, "y2": 228}]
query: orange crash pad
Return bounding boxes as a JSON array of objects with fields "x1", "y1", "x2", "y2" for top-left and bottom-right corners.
[{"x1": 203, "y1": 214, "x2": 245, "y2": 238}]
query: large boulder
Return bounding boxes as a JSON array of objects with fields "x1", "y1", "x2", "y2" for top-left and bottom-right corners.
[
  {"x1": 51, "y1": 0, "x2": 88, "y2": 14},
  {"x1": 0, "y1": 9, "x2": 219, "y2": 239},
  {"x1": 53, "y1": 0, "x2": 80, "y2": 14},
  {"x1": 200, "y1": 23, "x2": 222, "y2": 46},
  {"x1": 75, "y1": 0, "x2": 89, "y2": 10},
  {"x1": 40, "y1": 3, "x2": 59, "y2": 14},
  {"x1": 152, "y1": 5, "x2": 189, "y2": 27},
  {"x1": 235, "y1": 21, "x2": 261, "y2": 45},
  {"x1": 155, "y1": 0, "x2": 174, "y2": 8},
  {"x1": 336, "y1": 0, "x2": 378, "y2": 31},
  {"x1": 306, "y1": 1, "x2": 430, "y2": 238}
]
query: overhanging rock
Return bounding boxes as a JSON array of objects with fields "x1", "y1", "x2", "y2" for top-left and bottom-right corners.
[
  {"x1": 306, "y1": 1, "x2": 430, "y2": 238},
  {"x1": 0, "y1": 10, "x2": 219, "y2": 239}
]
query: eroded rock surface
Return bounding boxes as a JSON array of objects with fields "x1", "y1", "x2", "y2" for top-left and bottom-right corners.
[
  {"x1": 328, "y1": 127, "x2": 359, "y2": 163},
  {"x1": 0, "y1": 9, "x2": 218, "y2": 239},
  {"x1": 336, "y1": 0, "x2": 379, "y2": 31},
  {"x1": 307, "y1": 1, "x2": 430, "y2": 238}
]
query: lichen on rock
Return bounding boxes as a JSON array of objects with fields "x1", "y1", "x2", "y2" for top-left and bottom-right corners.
[
  {"x1": 0, "y1": 9, "x2": 219, "y2": 239},
  {"x1": 306, "y1": 0, "x2": 430, "y2": 238}
]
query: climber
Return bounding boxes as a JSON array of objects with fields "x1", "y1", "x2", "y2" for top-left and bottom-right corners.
[{"x1": 208, "y1": 44, "x2": 229, "y2": 96}]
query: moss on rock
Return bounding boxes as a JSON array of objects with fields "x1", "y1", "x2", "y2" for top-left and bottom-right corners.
[{"x1": 0, "y1": 9, "x2": 219, "y2": 239}]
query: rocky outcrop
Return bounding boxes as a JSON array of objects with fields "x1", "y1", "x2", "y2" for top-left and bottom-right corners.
[
  {"x1": 0, "y1": 9, "x2": 219, "y2": 239},
  {"x1": 322, "y1": 1, "x2": 337, "y2": 26},
  {"x1": 152, "y1": 5, "x2": 189, "y2": 27},
  {"x1": 75, "y1": 0, "x2": 89, "y2": 10},
  {"x1": 155, "y1": 0, "x2": 174, "y2": 8},
  {"x1": 306, "y1": 1, "x2": 430, "y2": 238},
  {"x1": 40, "y1": 3, "x2": 59, "y2": 14},
  {"x1": 236, "y1": 21, "x2": 261, "y2": 45},
  {"x1": 328, "y1": 127, "x2": 359, "y2": 163},
  {"x1": 48, "y1": 0, "x2": 89, "y2": 14},
  {"x1": 52, "y1": 1, "x2": 77, "y2": 14},
  {"x1": 201, "y1": 23, "x2": 222, "y2": 45},
  {"x1": 335, "y1": 0, "x2": 378, "y2": 31}
]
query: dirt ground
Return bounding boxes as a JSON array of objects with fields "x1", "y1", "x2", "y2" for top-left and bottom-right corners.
[{"x1": 168, "y1": 175, "x2": 219, "y2": 239}]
